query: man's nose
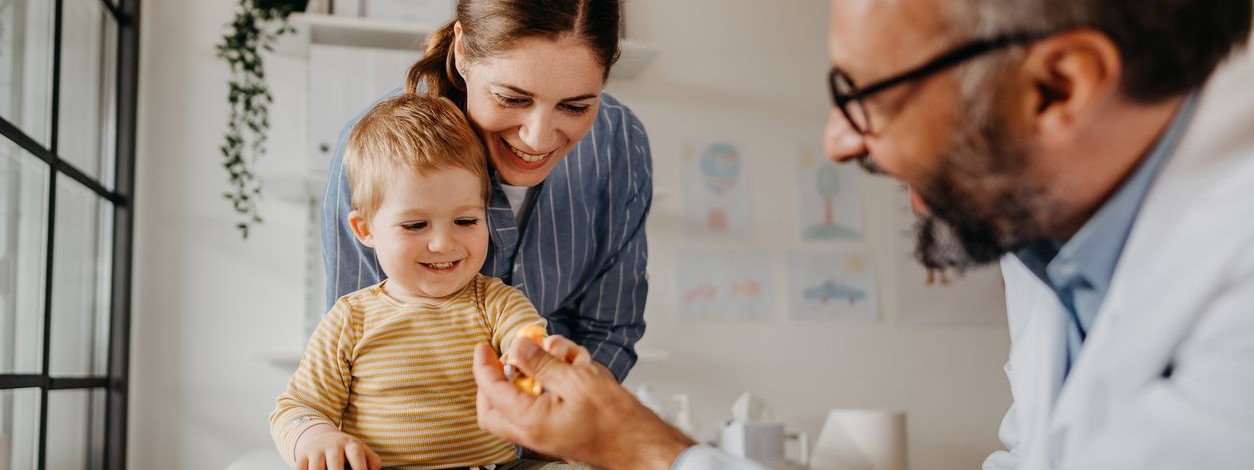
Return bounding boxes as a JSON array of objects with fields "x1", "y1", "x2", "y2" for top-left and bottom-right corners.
[{"x1": 823, "y1": 108, "x2": 868, "y2": 164}]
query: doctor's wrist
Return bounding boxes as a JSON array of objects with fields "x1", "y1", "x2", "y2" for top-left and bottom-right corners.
[{"x1": 601, "y1": 419, "x2": 695, "y2": 470}]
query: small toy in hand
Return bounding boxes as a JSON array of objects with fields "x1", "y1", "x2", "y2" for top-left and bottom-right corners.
[{"x1": 503, "y1": 324, "x2": 547, "y2": 396}]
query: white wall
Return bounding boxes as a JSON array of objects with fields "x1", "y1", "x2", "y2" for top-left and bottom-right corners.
[
  {"x1": 610, "y1": 1, "x2": 1010, "y2": 468},
  {"x1": 131, "y1": 0, "x2": 312, "y2": 468},
  {"x1": 130, "y1": 0, "x2": 1010, "y2": 469}
]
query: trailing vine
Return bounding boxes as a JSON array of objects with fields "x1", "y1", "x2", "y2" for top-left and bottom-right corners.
[{"x1": 215, "y1": 0, "x2": 303, "y2": 239}]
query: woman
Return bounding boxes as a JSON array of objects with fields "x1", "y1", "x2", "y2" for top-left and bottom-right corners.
[{"x1": 321, "y1": 0, "x2": 650, "y2": 382}]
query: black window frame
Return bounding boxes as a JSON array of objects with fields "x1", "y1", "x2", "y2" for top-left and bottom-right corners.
[{"x1": 0, "y1": 0, "x2": 139, "y2": 468}]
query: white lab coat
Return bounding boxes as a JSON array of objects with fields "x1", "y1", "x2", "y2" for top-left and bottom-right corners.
[{"x1": 984, "y1": 46, "x2": 1254, "y2": 470}]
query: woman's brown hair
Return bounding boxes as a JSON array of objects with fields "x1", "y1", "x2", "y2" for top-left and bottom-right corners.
[{"x1": 405, "y1": 0, "x2": 622, "y2": 109}]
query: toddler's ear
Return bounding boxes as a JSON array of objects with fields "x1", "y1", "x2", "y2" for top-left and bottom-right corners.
[{"x1": 348, "y1": 210, "x2": 374, "y2": 247}]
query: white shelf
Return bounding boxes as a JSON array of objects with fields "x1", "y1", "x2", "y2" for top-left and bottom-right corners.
[
  {"x1": 615, "y1": 39, "x2": 660, "y2": 79},
  {"x1": 279, "y1": 13, "x2": 434, "y2": 55},
  {"x1": 275, "y1": 13, "x2": 658, "y2": 79},
  {"x1": 260, "y1": 168, "x2": 328, "y2": 203}
]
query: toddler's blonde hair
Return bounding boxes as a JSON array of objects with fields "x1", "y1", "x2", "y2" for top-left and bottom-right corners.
[{"x1": 344, "y1": 94, "x2": 488, "y2": 220}]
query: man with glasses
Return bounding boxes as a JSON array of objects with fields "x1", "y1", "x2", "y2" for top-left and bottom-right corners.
[{"x1": 469, "y1": 1, "x2": 1254, "y2": 469}]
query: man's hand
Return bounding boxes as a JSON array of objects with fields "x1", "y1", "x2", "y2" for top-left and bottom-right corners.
[
  {"x1": 291, "y1": 424, "x2": 382, "y2": 470},
  {"x1": 472, "y1": 336, "x2": 695, "y2": 470}
]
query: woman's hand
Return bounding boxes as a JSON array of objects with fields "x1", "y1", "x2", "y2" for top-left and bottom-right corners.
[
  {"x1": 291, "y1": 424, "x2": 382, "y2": 470},
  {"x1": 472, "y1": 336, "x2": 695, "y2": 470}
]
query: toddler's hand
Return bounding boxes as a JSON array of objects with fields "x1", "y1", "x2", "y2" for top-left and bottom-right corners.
[{"x1": 292, "y1": 425, "x2": 382, "y2": 470}]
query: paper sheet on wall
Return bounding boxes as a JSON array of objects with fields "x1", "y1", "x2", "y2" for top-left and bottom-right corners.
[
  {"x1": 787, "y1": 251, "x2": 879, "y2": 321},
  {"x1": 892, "y1": 185, "x2": 1007, "y2": 324},
  {"x1": 675, "y1": 251, "x2": 773, "y2": 320},
  {"x1": 797, "y1": 148, "x2": 864, "y2": 242},
  {"x1": 681, "y1": 142, "x2": 751, "y2": 238}
]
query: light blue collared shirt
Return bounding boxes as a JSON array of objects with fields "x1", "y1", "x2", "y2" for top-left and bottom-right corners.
[{"x1": 1015, "y1": 93, "x2": 1198, "y2": 378}]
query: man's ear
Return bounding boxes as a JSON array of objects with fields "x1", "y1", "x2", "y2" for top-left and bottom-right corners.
[
  {"x1": 1015, "y1": 29, "x2": 1122, "y2": 144},
  {"x1": 348, "y1": 210, "x2": 374, "y2": 248}
]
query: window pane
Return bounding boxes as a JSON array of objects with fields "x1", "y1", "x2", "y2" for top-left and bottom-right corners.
[
  {"x1": 46, "y1": 388, "x2": 106, "y2": 470},
  {"x1": 0, "y1": 144, "x2": 49, "y2": 375},
  {"x1": 0, "y1": 388, "x2": 40, "y2": 470},
  {"x1": 50, "y1": 175, "x2": 113, "y2": 376},
  {"x1": 58, "y1": 0, "x2": 118, "y2": 187},
  {"x1": 0, "y1": 0, "x2": 56, "y2": 146}
]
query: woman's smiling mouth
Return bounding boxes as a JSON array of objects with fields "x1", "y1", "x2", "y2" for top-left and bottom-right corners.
[{"x1": 504, "y1": 139, "x2": 555, "y2": 163}]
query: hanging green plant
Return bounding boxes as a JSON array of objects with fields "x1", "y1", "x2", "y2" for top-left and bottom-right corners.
[{"x1": 215, "y1": 0, "x2": 307, "y2": 239}]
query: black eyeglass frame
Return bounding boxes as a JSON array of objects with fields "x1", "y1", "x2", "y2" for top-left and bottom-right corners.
[{"x1": 829, "y1": 32, "x2": 1048, "y2": 135}]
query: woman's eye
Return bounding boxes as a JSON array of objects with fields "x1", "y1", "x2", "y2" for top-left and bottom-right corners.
[
  {"x1": 494, "y1": 94, "x2": 529, "y2": 107},
  {"x1": 402, "y1": 221, "x2": 428, "y2": 230},
  {"x1": 560, "y1": 103, "x2": 592, "y2": 115},
  {"x1": 454, "y1": 218, "x2": 480, "y2": 227}
]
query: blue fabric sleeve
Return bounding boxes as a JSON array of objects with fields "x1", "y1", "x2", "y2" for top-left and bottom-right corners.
[{"x1": 319, "y1": 94, "x2": 390, "y2": 308}]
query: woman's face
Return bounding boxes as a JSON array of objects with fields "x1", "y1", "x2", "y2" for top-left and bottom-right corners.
[{"x1": 459, "y1": 34, "x2": 605, "y2": 187}]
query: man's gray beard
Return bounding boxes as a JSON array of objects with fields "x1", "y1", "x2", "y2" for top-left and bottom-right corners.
[
  {"x1": 914, "y1": 215, "x2": 979, "y2": 270},
  {"x1": 910, "y1": 92, "x2": 1047, "y2": 271}
]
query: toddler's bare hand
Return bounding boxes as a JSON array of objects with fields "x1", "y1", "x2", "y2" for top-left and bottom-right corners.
[{"x1": 292, "y1": 425, "x2": 382, "y2": 470}]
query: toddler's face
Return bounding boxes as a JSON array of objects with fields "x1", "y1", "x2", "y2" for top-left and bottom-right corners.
[{"x1": 361, "y1": 167, "x2": 488, "y2": 302}]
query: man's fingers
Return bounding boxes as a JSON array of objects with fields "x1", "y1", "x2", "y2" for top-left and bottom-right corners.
[
  {"x1": 473, "y1": 342, "x2": 532, "y2": 406},
  {"x1": 472, "y1": 342, "x2": 508, "y2": 385},
  {"x1": 366, "y1": 446, "x2": 383, "y2": 470},
  {"x1": 507, "y1": 335, "x2": 575, "y2": 389},
  {"x1": 474, "y1": 342, "x2": 538, "y2": 439},
  {"x1": 471, "y1": 343, "x2": 529, "y2": 418},
  {"x1": 476, "y1": 387, "x2": 532, "y2": 442},
  {"x1": 543, "y1": 335, "x2": 592, "y2": 367}
]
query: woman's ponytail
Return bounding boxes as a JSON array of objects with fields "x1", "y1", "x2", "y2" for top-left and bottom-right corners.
[{"x1": 406, "y1": 21, "x2": 467, "y2": 108}]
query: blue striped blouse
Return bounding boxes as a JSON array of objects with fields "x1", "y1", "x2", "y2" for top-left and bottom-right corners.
[{"x1": 320, "y1": 91, "x2": 652, "y2": 381}]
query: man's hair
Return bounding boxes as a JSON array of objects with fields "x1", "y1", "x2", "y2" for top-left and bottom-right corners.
[
  {"x1": 947, "y1": 0, "x2": 1252, "y2": 102},
  {"x1": 344, "y1": 94, "x2": 488, "y2": 220}
]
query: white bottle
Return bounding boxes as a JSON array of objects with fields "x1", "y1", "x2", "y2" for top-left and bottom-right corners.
[{"x1": 672, "y1": 393, "x2": 697, "y2": 437}]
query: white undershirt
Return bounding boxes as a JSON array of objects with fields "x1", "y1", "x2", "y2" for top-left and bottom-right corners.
[{"x1": 499, "y1": 183, "x2": 535, "y2": 226}]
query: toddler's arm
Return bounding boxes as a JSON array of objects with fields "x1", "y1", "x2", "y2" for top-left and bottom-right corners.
[{"x1": 269, "y1": 299, "x2": 359, "y2": 468}]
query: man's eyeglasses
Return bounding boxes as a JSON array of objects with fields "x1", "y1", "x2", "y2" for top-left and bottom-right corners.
[{"x1": 829, "y1": 32, "x2": 1047, "y2": 135}]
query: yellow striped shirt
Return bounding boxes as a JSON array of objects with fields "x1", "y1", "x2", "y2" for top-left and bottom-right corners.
[{"x1": 270, "y1": 274, "x2": 544, "y2": 469}]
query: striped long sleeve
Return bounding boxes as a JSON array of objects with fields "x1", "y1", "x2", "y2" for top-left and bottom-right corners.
[{"x1": 270, "y1": 275, "x2": 544, "y2": 469}]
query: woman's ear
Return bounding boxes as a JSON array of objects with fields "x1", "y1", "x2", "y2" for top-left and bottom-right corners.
[
  {"x1": 348, "y1": 210, "x2": 374, "y2": 248},
  {"x1": 453, "y1": 21, "x2": 466, "y2": 76}
]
